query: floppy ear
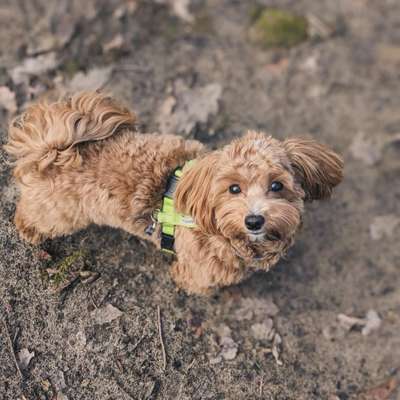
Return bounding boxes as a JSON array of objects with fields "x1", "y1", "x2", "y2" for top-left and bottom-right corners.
[
  {"x1": 175, "y1": 153, "x2": 219, "y2": 233},
  {"x1": 283, "y1": 138, "x2": 344, "y2": 201}
]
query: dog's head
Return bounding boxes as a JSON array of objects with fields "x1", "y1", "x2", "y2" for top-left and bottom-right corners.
[{"x1": 175, "y1": 131, "x2": 343, "y2": 260}]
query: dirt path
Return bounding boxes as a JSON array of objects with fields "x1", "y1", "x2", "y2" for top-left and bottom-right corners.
[{"x1": 1, "y1": 1, "x2": 399, "y2": 399}]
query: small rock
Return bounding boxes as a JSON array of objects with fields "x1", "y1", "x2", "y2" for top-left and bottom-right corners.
[
  {"x1": 300, "y1": 55, "x2": 319, "y2": 73},
  {"x1": 91, "y1": 304, "x2": 123, "y2": 325},
  {"x1": 370, "y1": 215, "x2": 400, "y2": 240},
  {"x1": 17, "y1": 348, "x2": 34, "y2": 370},
  {"x1": 271, "y1": 333, "x2": 283, "y2": 366},
  {"x1": 362, "y1": 310, "x2": 382, "y2": 336},
  {"x1": 113, "y1": 1, "x2": 138, "y2": 18},
  {"x1": 209, "y1": 356, "x2": 222, "y2": 365},
  {"x1": 76, "y1": 330, "x2": 87, "y2": 347},
  {"x1": 155, "y1": 0, "x2": 194, "y2": 22}
]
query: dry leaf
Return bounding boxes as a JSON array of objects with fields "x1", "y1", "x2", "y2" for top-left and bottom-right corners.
[
  {"x1": 51, "y1": 370, "x2": 66, "y2": 391},
  {"x1": 157, "y1": 80, "x2": 222, "y2": 136},
  {"x1": 92, "y1": 304, "x2": 123, "y2": 325},
  {"x1": 103, "y1": 35, "x2": 124, "y2": 53},
  {"x1": 235, "y1": 297, "x2": 279, "y2": 321},
  {"x1": 0, "y1": 86, "x2": 17, "y2": 115},
  {"x1": 322, "y1": 325, "x2": 346, "y2": 341},
  {"x1": 337, "y1": 313, "x2": 366, "y2": 331},
  {"x1": 67, "y1": 67, "x2": 113, "y2": 92},
  {"x1": 326, "y1": 310, "x2": 382, "y2": 340},
  {"x1": 307, "y1": 13, "x2": 336, "y2": 39},
  {"x1": 265, "y1": 58, "x2": 289, "y2": 74},
  {"x1": 350, "y1": 132, "x2": 382, "y2": 165},
  {"x1": 17, "y1": 348, "x2": 34, "y2": 370},
  {"x1": 370, "y1": 215, "x2": 400, "y2": 240},
  {"x1": 357, "y1": 377, "x2": 398, "y2": 400},
  {"x1": 215, "y1": 324, "x2": 238, "y2": 361},
  {"x1": 10, "y1": 53, "x2": 60, "y2": 85},
  {"x1": 349, "y1": 132, "x2": 394, "y2": 166},
  {"x1": 251, "y1": 318, "x2": 274, "y2": 340},
  {"x1": 220, "y1": 337, "x2": 238, "y2": 360}
]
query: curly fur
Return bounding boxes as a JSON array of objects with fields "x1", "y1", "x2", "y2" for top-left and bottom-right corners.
[{"x1": 5, "y1": 92, "x2": 344, "y2": 294}]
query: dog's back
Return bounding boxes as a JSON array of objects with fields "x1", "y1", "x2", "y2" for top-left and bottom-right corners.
[{"x1": 5, "y1": 92, "x2": 136, "y2": 180}]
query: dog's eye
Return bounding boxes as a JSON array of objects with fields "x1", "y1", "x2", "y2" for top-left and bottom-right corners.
[
  {"x1": 229, "y1": 184, "x2": 241, "y2": 194},
  {"x1": 270, "y1": 181, "x2": 284, "y2": 192}
]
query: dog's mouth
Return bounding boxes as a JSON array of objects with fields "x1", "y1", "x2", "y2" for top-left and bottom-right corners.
[{"x1": 247, "y1": 229, "x2": 282, "y2": 242}]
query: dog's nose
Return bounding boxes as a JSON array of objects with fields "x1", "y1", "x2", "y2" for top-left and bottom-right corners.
[{"x1": 245, "y1": 214, "x2": 265, "y2": 231}]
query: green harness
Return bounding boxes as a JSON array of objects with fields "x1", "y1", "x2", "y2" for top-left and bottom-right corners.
[{"x1": 153, "y1": 162, "x2": 197, "y2": 254}]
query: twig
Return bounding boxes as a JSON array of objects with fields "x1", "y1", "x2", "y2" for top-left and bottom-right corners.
[
  {"x1": 157, "y1": 306, "x2": 167, "y2": 371},
  {"x1": 59, "y1": 275, "x2": 80, "y2": 304},
  {"x1": 131, "y1": 333, "x2": 146, "y2": 353},
  {"x1": 259, "y1": 376, "x2": 264, "y2": 398},
  {"x1": 186, "y1": 358, "x2": 196, "y2": 372},
  {"x1": 89, "y1": 291, "x2": 99, "y2": 309},
  {"x1": 2, "y1": 319, "x2": 23, "y2": 380},
  {"x1": 13, "y1": 327, "x2": 20, "y2": 346}
]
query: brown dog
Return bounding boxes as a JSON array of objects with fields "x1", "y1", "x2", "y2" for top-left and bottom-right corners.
[{"x1": 5, "y1": 92, "x2": 343, "y2": 294}]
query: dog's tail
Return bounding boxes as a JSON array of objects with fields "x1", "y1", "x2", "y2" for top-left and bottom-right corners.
[{"x1": 5, "y1": 91, "x2": 136, "y2": 179}]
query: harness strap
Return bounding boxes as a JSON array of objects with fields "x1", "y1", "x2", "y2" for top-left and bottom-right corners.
[{"x1": 155, "y1": 162, "x2": 196, "y2": 254}]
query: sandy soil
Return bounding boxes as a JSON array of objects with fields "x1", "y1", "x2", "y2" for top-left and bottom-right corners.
[{"x1": 0, "y1": 1, "x2": 400, "y2": 399}]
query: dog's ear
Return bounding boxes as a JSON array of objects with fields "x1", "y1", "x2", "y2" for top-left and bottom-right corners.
[
  {"x1": 283, "y1": 138, "x2": 344, "y2": 201},
  {"x1": 175, "y1": 153, "x2": 219, "y2": 233}
]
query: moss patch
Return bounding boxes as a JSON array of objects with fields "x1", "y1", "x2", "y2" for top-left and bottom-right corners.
[
  {"x1": 48, "y1": 249, "x2": 86, "y2": 288},
  {"x1": 249, "y1": 8, "x2": 308, "y2": 49}
]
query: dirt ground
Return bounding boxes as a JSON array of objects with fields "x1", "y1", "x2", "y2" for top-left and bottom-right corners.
[{"x1": 1, "y1": 0, "x2": 400, "y2": 399}]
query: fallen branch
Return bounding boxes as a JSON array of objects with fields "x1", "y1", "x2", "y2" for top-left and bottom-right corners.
[
  {"x1": 157, "y1": 306, "x2": 167, "y2": 371},
  {"x1": 2, "y1": 319, "x2": 23, "y2": 380}
]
